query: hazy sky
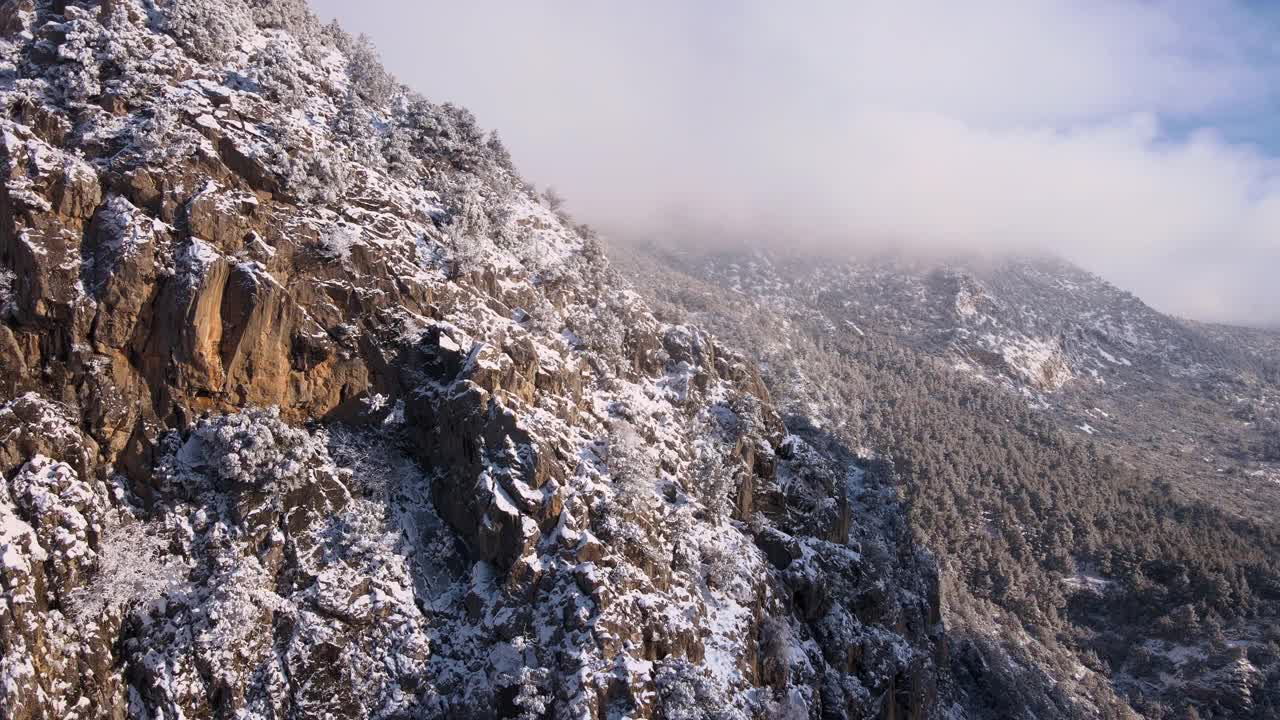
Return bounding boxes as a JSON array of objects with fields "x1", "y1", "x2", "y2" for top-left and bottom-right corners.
[{"x1": 309, "y1": 1, "x2": 1280, "y2": 326}]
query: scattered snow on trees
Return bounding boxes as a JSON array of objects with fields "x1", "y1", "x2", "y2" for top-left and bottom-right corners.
[
  {"x1": 156, "y1": 0, "x2": 255, "y2": 64},
  {"x1": 346, "y1": 34, "x2": 396, "y2": 106},
  {"x1": 66, "y1": 521, "x2": 185, "y2": 624},
  {"x1": 171, "y1": 406, "x2": 326, "y2": 494},
  {"x1": 247, "y1": 36, "x2": 308, "y2": 108},
  {"x1": 9, "y1": 456, "x2": 104, "y2": 594},
  {"x1": 0, "y1": 267, "x2": 14, "y2": 319},
  {"x1": 317, "y1": 223, "x2": 362, "y2": 265}
]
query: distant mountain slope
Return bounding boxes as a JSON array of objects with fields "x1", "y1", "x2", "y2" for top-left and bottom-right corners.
[
  {"x1": 650, "y1": 247, "x2": 1280, "y2": 515},
  {"x1": 617, "y1": 240, "x2": 1280, "y2": 719}
]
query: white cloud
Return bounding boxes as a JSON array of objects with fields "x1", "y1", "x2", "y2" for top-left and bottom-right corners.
[{"x1": 311, "y1": 0, "x2": 1280, "y2": 325}]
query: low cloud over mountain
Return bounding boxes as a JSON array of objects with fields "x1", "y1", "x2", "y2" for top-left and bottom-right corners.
[{"x1": 314, "y1": 0, "x2": 1280, "y2": 326}]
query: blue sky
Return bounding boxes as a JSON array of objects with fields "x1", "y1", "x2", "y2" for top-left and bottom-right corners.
[{"x1": 311, "y1": 0, "x2": 1280, "y2": 326}]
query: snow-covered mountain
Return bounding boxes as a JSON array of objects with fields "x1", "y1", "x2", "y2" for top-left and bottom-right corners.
[
  {"x1": 3, "y1": 2, "x2": 1278, "y2": 719},
  {"x1": 648, "y1": 247, "x2": 1280, "y2": 512},
  {"x1": 617, "y1": 243, "x2": 1280, "y2": 719}
]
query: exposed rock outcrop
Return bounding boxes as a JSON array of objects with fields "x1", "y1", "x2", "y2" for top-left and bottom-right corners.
[{"x1": 0, "y1": 2, "x2": 949, "y2": 718}]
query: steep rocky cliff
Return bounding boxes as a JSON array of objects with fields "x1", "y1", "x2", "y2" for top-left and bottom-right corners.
[{"x1": 0, "y1": 2, "x2": 949, "y2": 718}]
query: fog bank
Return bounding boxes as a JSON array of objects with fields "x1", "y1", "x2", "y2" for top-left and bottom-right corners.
[{"x1": 309, "y1": 0, "x2": 1280, "y2": 326}]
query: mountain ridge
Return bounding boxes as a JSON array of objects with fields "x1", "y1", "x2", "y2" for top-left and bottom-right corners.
[{"x1": 0, "y1": 2, "x2": 952, "y2": 718}]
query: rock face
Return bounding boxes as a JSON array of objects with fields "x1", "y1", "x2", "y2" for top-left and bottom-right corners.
[{"x1": 0, "y1": 2, "x2": 949, "y2": 718}]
